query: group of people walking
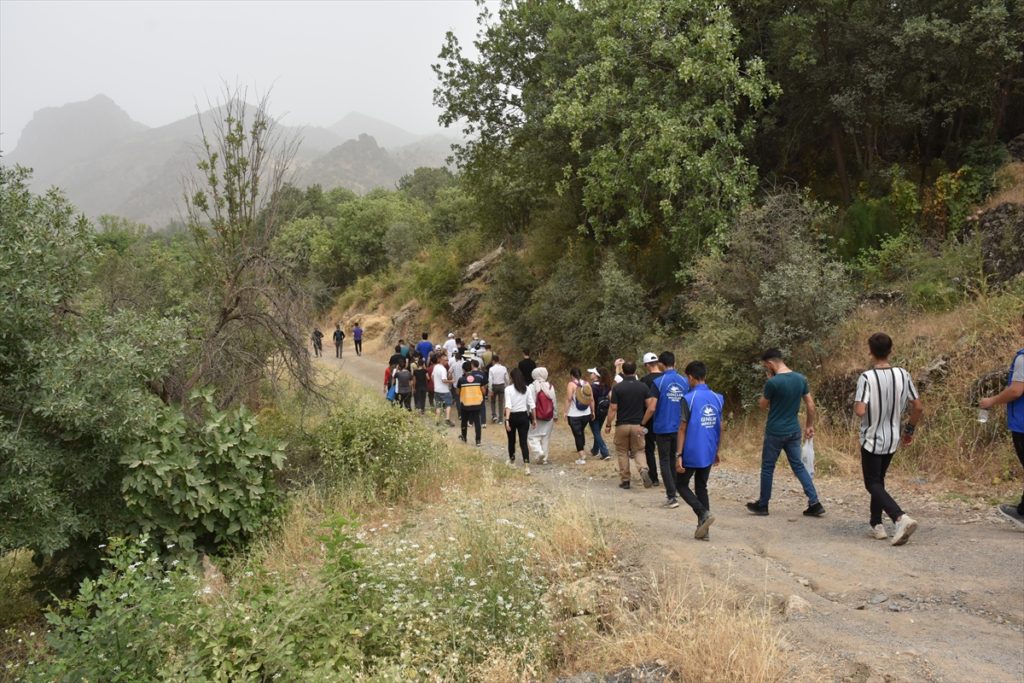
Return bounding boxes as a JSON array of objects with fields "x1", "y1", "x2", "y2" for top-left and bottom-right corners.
[
  {"x1": 333, "y1": 319, "x2": 1024, "y2": 544},
  {"x1": 310, "y1": 322, "x2": 363, "y2": 358}
]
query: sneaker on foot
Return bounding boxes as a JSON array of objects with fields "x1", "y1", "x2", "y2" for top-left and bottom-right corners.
[
  {"x1": 506, "y1": 459, "x2": 514, "y2": 467},
  {"x1": 891, "y1": 514, "x2": 918, "y2": 546},
  {"x1": 524, "y1": 465, "x2": 531, "y2": 475},
  {"x1": 803, "y1": 502, "x2": 826, "y2": 517},
  {"x1": 663, "y1": 498, "x2": 680, "y2": 509},
  {"x1": 445, "y1": 419, "x2": 455, "y2": 427},
  {"x1": 599, "y1": 454, "x2": 611, "y2": 461},
  {"x1": 746, "y1": 501, "x2": 769, "y2": 516},
  {"x1": 996, "y1": 504, "x2": 1024, "y2": 530},
  {"x1": 575, "y1": 458, "x2": 587, "y2": 465},
  {"x1": 458, "y1": 435, "x2": 467, "y2": 443},
  {"x1": 475, "y1": 442, "x2": 482, "y2": 447},
  {"x1": 870, "y1": 524, "x2": 888, "y2": 540},
  {"x1": 640, "y1": 469, "x2": 654, "y2": 488},
  {"x1": 619, "y1": 481, "x2": 631, "y2": 489},
  {"x1": 541, "y1": 456, "x2": 550, "y2": 465},
  {"x1": 695, "y1": 511, "x2": 715, "y2": 539}
]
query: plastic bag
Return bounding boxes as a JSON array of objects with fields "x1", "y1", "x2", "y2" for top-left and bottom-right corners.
[
  {"x1": 386, "y1": 384, "x2": 397, "y2": 402},
  {"x1": 801, "y1": 437, "x2": 815, "y2": 475}
]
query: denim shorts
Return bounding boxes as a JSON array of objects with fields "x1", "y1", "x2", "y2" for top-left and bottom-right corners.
[{"x1": 436, "y1": 392, "x2": 453, "y2": 407}]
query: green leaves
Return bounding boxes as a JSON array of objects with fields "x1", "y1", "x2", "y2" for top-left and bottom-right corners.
[{"x1": 121, "y1": 391, "x2": 286, "y2": 553}]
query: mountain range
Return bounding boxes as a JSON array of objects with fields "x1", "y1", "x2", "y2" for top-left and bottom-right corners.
[{"x1": 2, "y1": 95, "x2": 460, "y2": 227}]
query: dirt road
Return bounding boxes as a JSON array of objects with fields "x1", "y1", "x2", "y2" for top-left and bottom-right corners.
[{"x1": 324, "y1": 350, "x2": 1024, "y2": 683}]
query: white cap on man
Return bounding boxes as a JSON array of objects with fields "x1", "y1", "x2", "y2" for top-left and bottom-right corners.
[
  {"x1": 586, "y1": 367, "x2": 598, "y2": 375},
  {"x1": 447, "y1": 332, "x2": 455, "y2": 339},
  {"x1": 642, "y1": 352, "x2": 659, "y2": 365}
]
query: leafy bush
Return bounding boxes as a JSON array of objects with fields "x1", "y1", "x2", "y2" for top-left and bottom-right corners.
[
  {"x1": 687, "y1": 192, "x2": 854, "y2": 398},
  {"x1": 121, "y1": 390, "x2": 286, "y2": 553},
  {"x1": 314, "y1": 393, "x2": 441, "y2": 500},
  {"x1": 407, "y1": 243, "x2": 461, "y2": 315}
]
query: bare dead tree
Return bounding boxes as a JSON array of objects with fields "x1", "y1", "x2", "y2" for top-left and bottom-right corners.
[{"x1": 167, "y1": 86, "x2": 323, "y2": 409}]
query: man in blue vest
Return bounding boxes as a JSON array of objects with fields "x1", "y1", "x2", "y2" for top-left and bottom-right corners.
[
  {"x1": 644, "y1": 351, "x2": 690, "y2": 509},
  {"x1": 675, "y1": 361, "x2": 723, "y2": 540},
  {"x1": 979, "y1": 315, "x2": 1024, "y2": 529},
  {"x1": 416, "y1": 332, "x2": 434, "y2": 365}
]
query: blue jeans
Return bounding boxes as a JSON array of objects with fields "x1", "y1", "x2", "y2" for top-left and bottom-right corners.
[
  {"x1": 589, "y1": 414, "x2": 610, "y2": 457},
  {"x1": 759, "y1": 430, "x2": 818, "y2": 506}
]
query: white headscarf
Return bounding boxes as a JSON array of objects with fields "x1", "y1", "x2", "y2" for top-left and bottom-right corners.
[{"x1": 531, "y1": 367, "x2": 555, "y2": 399}]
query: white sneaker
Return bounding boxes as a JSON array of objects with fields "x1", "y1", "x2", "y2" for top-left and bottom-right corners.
[
  {"x1": 870, "y1": 524, "x2": 888, "y2": 540},
  {"x1": 891, "y1": 515, "x2": 918, "y2": 546},
  {"x1": 524, "y1": 465, "x2": 531, "y2": 476},
  {"x1": 575, "y1": 458, "x2": 587, "y2": 465},
  {"x1": 541, "y1": 456, "x2": 549, "y2": 465}
]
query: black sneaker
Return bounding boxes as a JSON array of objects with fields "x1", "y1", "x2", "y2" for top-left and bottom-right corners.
[
  {"x1": 695, "y1": 511, "x2": 715, "y2": 539},
  {"x1": 599, "y1": 454, "x2": 611, "y2": 461},
  {"x1": 458, "y1": 435, "x2": 467, "y2": 443},
  {"x1": 803, "y1": 502, "x2": 826, "y2": 517},
  {"x1": 746, "y1": 501, "x2": 769, "y2": 516},
  {"x1": 619, "y1": 481, "x2": 631, "y2": 489}
]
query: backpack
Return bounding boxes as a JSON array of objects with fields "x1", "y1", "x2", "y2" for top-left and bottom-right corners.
[
  {"x1": 535, "y1": 386, "x2": 555, "y2": 421},
  {"x1": 574, "y1": 380, "x2": 593, "y2": 410},
  {"x1": 460, "y1": 377, "x2": 485, "y2": 407}
]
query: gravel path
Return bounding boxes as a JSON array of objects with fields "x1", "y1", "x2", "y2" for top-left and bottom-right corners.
[{"x1": 325, "y1": 351, "x2": 1024, "y2": 683}]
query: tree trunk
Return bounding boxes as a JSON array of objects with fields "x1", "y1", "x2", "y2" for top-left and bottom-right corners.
[{"x1": 830, "y1": 125, "x2": 852, "y2": 204}]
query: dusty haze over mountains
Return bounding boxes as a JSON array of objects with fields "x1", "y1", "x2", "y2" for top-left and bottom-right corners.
[{"x1": 0, "y1": 0, "x2": 484, "y2": 225}]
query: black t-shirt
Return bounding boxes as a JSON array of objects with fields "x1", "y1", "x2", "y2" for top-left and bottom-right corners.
[
  {"x1": 389, "y1": 353, "x2": 403, "y2": 366},
  {"x1": 518, "y1": 358, "x2": 537, "y2": 380},
  {"x1": 641, "y1": 371, "x2": 663, "y2": 397},
  {"x1": 610, "y1": 377, "x2": 650, "y2": 426}
]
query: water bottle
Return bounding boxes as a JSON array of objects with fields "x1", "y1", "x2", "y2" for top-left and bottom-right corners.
[{"x1": 977, "y1": 408, "x2": 989, "y2": 424}]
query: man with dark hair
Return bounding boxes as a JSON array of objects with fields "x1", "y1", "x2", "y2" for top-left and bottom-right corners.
[
  {"x1": 332, "y1": 323, "x2": 345, "y2": 358},
  {"x1": 519, "y1": 350, "x2": 537, "y2": 381},
  {"x1": 416, "y1": 332, "x2": 434, "y2": 364},
  {"x1": 389, "y1": 345, "x2": 404, "y2": 368},
  {"x1": 457, "y1": 359, "x2": 485, "y2": 446},
  {"x1": 645, "y1": 351, "x2": 690, "y2": 509},
  {"x1": 747, "y1": 348, "x2": 824, "y2": 517},
  {"x1": 639, "y1": 352, "x2": 663, "y2": 487},
  {"x1": 352, "y1": 322, "x2": 363, "y2": 356},
  {"x1": 605, "y1": 362, "x2": 656, "y2": 489},
  {"x1": 675, "y1": 360, "x2": 723, "y2": 540},
  {"x1": 855, "y1": 333, "x2": 923, "y2": 545},
  {"x1": 979, "y1": 312, "x2": 1024, "y2": 529}
]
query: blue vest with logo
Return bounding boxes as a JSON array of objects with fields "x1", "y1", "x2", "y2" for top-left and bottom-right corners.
[
  {"x1": 681, "y1": 385, "x2": 724, "y2": 468},
  {"x1": 1008, "y1": 349, "x2": 1024, "y2": 433},
  {"x1": 652, "y1": 369, "x2": 690, "y2": 435}
]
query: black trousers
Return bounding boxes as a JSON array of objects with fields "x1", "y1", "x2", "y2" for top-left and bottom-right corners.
[
  {"x1": 861, "y1": 448, "x2": 904, "y2": 526},
  {"x1": 1014, "y1": 431, "x2": 1024, "y2": 512},
  {"x1": 354, "y1": 339, "x2": 362, "y2": 355},
  {"x1": 568, "y1": 416, "x2": 589, "y2": 452},
  {"x1": 397, "y1": 392, "x2": 412, "y2": 411},
  {"x1": 507, "y1": 412, "x2": 530, "y2": 462},
  {"x1": 676, "y1": 465, "x2": 711, "y2": 517},
  {"x1": 654, "y1": 433, "x2": 679, "y2": 500},
  {"x1": 414, "y1": 386, "x2": 427, "y2": 412},
  {"x1": 334, "y1": 342, "x2": 342, "y2": 358},
  {"x1": 461, "y1": 407, "x2": 482, "y2": 444},
  {"x1": 644, "y1": 430, "x2": 659, "y2": 483}
]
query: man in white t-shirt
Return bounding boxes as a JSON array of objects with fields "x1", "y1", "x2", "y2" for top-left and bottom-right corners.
[
  {"x1": 443, "y1": 333, "x2": 458, "y2": 360},
  {"x1": 432, "y1": 356, "x2": 454, "y2": 427},
  {"x1": 488, "y1": 355, "x2": 510, "y2": 423},
  {"x1": 854, "y1": 332, "x2": 923, "y2": 546}
]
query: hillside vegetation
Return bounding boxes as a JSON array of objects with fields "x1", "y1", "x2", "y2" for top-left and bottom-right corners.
[{"x1": 1, "y1": 0, "x2": 1023, "y2": 680}]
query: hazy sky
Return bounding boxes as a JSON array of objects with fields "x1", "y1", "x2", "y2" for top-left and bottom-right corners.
[{"x1": 0, "y1": 0, "x2": 486, "y2": 148}]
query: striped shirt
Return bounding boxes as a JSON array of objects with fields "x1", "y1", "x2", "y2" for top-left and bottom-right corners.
[{"x1": 855, "y1": 367, "x2": 919, "y2": 455}]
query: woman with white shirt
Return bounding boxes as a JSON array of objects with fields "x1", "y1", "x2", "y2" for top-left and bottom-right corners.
[
  {"x1": 504, "y1": 368, "x2": 532, "y2": 473},
  {"x1": 565, "y1": 367, "x2": 593, "y2": 465},
  {"x1": 527, "y1": 367, "x2": 557, "y2": 465}
]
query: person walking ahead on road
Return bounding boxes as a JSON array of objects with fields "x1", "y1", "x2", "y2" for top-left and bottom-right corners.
[
  {"x1": 394, "y1": 359, "x2": 414, "y2": 412},
  {"x1": 311, "y1": 327, "x2": 324, "y2": 358},
  {"x1": 747, "y1": 348, "x2": 825, "y2": 517},
  {"x1": 605, "y1": 362, "x2": 655, "y2": 489},
  {"x1": 674, "y1": 361, "x2": 723, "y2": 540},
  {"x1": 978, "y1": 312, "x2": 1024, "y2": 529},
  {"x1": 457, "y1": 361, "x2": 485, "y2": 446},
  {"x1": 854, "y1": 333, "x2": 923, "y2": 545},
  {"x1": 352, "y1": 322, "x2": 363, "y2": 356},
  {"x1": 433, "y1": 356, "x2": 455, "y2": 427},
  {"x1": 646, "y1": 351, "x2": 690, "y2": 509},
  {"x1": 640, "y1": 352, "x2": 664, "y2": 487},
  {"x1": 566, "y1": 368, "x2": 594, "y2": 465},
  {"x1": 412, "y1": 354, "x2": 429, "y2": 414},
  {"x1": 519, "y1": 350, "x2": 537, "y2": 383},
  {"x1": 489, "y1": 355, "x2": 510, "y2": 424},
  {"x1": 333, "y1": 324, "x2": 345, "y2": 358},
  {"x1": 504, "y1": 368, "x2": 533, "y2": 474},
  {"x1": 416, "y1": 332, "x2": 434, "y2": 365},
  {"x1": 587, "y1": 367, "x2": 612, "y2": 460},
  {"x1": 527, "y1": 367, "x2": 557, "y2": 464}
]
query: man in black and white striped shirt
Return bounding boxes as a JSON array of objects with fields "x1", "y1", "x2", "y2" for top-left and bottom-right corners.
[{"x1": 854, "y1": 332, "x2": 924, "y2": 546}]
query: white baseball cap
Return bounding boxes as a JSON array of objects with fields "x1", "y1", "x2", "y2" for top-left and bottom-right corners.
[
  {"x1": 642, "y1": 352, "x2": 659, "y2": 364},
  {"x1": 586, "y1": 367, "x2": 598, "y2": 375},
  {"x1": 447, "y1": 332, "x2": 455, "y2": 338}
]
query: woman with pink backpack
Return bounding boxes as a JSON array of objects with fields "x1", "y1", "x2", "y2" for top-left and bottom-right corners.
[{"x1": 527, "y1": 367, "x2": 557, "y2": 464}]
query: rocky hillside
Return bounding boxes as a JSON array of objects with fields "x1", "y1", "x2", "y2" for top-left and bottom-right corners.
[{"x1": 3, "y1": 96, "x2": 459, "y2": 227}]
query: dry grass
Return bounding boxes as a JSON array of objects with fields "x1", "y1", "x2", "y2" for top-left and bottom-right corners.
[
  {"x1": 555, "y1": 569, "x2": 810, "y2": 683},
  {"x1": 981, "y1": 161, "x2": 1024, "y2": 210}
]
